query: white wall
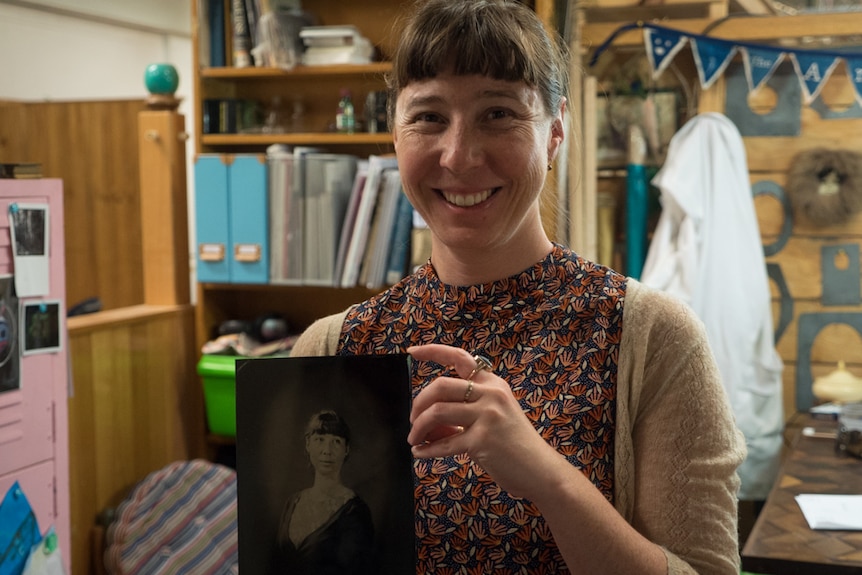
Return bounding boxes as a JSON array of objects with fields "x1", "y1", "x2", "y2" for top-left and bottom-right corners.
[
  {"x1": 0, "y1": 0, "x2": 191, "y2": 103},
  {"x1": 0, "y1": 0, "x2": 198, "y2": 298},
  {"x1": 1, "y1": 0, "x2": 190, "y2": 35}
]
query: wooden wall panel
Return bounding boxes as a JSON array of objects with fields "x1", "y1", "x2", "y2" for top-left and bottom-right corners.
[
  {"x1": 68, "y1": 305, "x2": 201, "y2": 575},
  {"x1": 721, "y1": 84, "x2": 862, "y2": 418},
  {"x1": 767, "y1": 237, "x2": 859, "y2": 300},
  {"x1": 0, "y1": 99, "x2": 146, "y2": 311},
  {"x1": 744, "y1": 110, "x2": 862, "y2": 173},
  {"x1": 774, "y1": 301, "x2": 862, "y2": 365}
]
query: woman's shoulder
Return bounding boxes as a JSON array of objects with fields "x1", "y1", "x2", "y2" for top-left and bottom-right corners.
[
  {"x1": 345, "y1": 492, "x2": 371, "y2": 512},
  {"x1": 619, "y1": 278, "x2": 717, "y2": 399},
  {"x1": 290, "y1": 309, "x2": 352, "y2": 357},
  {"x1": 623, "y1": 278, "x2": 705, "y2": 339},
  {"x1": 290, "y1": 282, "x2": 411, "y2": 356}
]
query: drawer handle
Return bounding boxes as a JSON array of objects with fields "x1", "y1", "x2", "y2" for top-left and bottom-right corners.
[
  {"x1": 199, "y1": 243, "x2": 225, "y2": 262},
  {"x1": 234, "y1": 244, "x2": 261, "y2": 262}
]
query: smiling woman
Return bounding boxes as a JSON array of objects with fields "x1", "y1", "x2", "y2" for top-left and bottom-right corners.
[
  {"x1": 288, "y1": 1, "x2": 746, "y2": 574},
  {"x1": 274, "y1": 410, "x2": 376, "y2": 575}
]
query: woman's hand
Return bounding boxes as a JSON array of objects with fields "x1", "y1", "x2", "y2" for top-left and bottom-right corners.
[
  {"x1": 407, "y1": 343, "x2": 557, "y2": 498},
  {"x1": 408, "y1": 344, "x2": 668, "y2": 574}
]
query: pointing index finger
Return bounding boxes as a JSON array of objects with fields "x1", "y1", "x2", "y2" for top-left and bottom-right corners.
[{"x1": 407, "y1": 344, "x2": 481, "y2": 379}]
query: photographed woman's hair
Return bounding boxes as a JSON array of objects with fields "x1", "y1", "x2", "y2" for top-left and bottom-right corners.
[
  {"x1": 386, "y1": 0, "x2": 569, "y2": 123},
  {"x1": 305, "y1": 410, "x2": 351, "y2": 445}
]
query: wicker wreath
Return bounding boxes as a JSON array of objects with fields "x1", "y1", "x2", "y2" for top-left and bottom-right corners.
[{"x1": 786, "y1": 148, "x2": 862, "y2": 226}]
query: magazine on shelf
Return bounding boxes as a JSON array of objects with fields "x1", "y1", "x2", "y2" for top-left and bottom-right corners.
[
  {"x1": 384, "y1": 192, "x2": 415, "y2": 285},
  {"x1": 360, "y1": 167, "x2": 402, "y2": 289},
  {"x1": 302, "y1": 153, "x2": 358, "y2": 286},
  {"x1": 333, "y1": 159, "x2": 369, "y2": 286},
  {"x1": 266, "y1": 145, "x2": 295, "y2": 283},
  {"x1": 268, "y1": 146, "x2": 322, "y2": 285},
  {"x1": 235, "y1": 354, "x2": 415, "y2": 575},
  {"x1": 339, "y1": 155, "x2": 399, "y2": 288}
]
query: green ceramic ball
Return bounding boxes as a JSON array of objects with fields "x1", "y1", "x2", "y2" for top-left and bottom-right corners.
[{"x1": 144, "y1": 63, "x2": 179, "y2": 95}]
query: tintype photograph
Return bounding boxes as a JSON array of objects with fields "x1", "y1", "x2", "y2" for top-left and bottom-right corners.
[
  {"x1": 235, "y1": 354, "x2": 414, "y2": 575},
  {"x1": 21, "y1": 300, "x2": 62, "y2": 355}
]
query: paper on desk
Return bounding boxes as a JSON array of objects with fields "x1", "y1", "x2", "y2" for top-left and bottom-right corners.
[{"x1": 795, "y1": 494, "x2": 862, "y2": 530}]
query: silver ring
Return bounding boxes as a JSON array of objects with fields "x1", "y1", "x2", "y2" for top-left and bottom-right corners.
[
  {"x1": 468, "y1": 353, "x2": 492, "y2": 381},
  {"x1": 463, "y1": 379, "x2": 474, "y2": 402}
]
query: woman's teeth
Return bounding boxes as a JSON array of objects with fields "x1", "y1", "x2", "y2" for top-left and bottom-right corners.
[{"x1": 443, "y1": 189, "x2": 493, "y2": 207}]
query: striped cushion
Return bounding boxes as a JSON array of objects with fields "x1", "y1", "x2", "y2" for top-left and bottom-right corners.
[{"x1": 104, "y1": 460, "x2": 238, "y2": 575}]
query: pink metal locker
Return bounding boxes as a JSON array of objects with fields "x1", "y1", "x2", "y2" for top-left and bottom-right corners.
[{"x1": 0, "y1": 179, "x2": 69, "y2": 574}]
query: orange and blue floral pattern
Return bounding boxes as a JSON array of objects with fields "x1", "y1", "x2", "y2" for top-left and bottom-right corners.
[{"x1": 339, "y1": 244, "x2": 626, "y2": 574}]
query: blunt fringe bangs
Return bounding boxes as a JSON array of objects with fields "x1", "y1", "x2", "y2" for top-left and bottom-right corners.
[
  {"x1": 388, "y1": 0, "x2": 568, "y2": 117},
  {"x1": 305, "y1": 410, "x2": 351, "y2": 444}
]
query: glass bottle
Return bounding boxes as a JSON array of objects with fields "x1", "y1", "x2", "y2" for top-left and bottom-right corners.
[
  {"x1": 336, "y1": 89, "x2": 356, "y2": 134},
  {"x1": 262, "y1": 96, "x2": 285, "y2": 134}
]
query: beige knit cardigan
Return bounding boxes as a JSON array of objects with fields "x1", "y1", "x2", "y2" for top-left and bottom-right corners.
[{"x1": 290, "y1": 279, "x2": 747, "y2": 574}]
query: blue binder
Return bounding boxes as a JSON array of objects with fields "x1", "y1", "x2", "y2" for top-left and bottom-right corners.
[
  {"x1": 194, "y1": 155, "x2": 231, "y2": 283},
  {"x1": 229, "y1": 155, "x2": 269, "y2": 284}
]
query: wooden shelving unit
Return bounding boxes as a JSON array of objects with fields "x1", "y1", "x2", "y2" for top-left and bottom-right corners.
[{"x1": 190, "y1": 1, "x2": 408, "y2": 356}]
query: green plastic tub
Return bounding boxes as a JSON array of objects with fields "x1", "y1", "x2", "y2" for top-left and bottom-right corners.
[{"x1": 197, "y1": 354, "x2": 241, "y2": 437}]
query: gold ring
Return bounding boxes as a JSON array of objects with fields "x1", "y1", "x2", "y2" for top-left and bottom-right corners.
[
  {"x1": 463, "y1": 379, "x2": 474, "y2": 402},
  {"x1": 468, "y1": 353, "x2": 492, "y2": 381}
]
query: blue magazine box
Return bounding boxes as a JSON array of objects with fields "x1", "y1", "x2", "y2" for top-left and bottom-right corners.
[
  {"x1": 194, "y1": 155, "x2": 231, "y2": 283},
  {"x1": 229, "y1": 155, "x2": 269, "y2": 284}
]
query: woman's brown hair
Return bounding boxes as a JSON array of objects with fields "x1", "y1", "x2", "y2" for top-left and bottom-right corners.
[{"x1": 386, "y1": 0, "x2": 569, "y2": 123}]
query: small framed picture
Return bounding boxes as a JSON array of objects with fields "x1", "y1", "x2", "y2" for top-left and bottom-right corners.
[
  {"x1": 9, "y1": 203, "x2": 50, "y2": 297},
  {"x1": 236, "y1": 354, "x2": 415, "y2": 575},
  {"x1": 21, "y1": 300, "x2": 62, "y2": 355}
]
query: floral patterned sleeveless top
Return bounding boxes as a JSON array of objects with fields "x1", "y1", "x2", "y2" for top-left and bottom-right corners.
[{"x1": 337, "y1": 244, "x2": 627, "y2": 574}]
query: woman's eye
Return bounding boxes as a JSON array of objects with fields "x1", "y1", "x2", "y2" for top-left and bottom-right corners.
[
  {"x1": 487, "y1": 109, "x2": 512, "y2": 121},
  {"x1": 414, "y1": 112, "x2": 441, "y2": 123}
]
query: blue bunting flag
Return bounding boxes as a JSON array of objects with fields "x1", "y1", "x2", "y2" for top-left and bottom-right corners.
[
  {"x1": 691, "y1": 37, "x2": 738, "y2": 89},
  {"x1": 644, "y1": 26, "x2": 688, "y2": 79},
  {"x1": 591, "y1": 22, "x2": 862, "y2": 105},
  {"x1": 845, "y1": 56, "x2": 862, "y2": 103},
  {"x1": 791, "y1": 52, "x2": 841, "y2": 103},
  {"x1": 741, "y1": 46, "x2": 786, "y2": 92}
]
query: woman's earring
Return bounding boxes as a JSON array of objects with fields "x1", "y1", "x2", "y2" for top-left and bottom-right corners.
[{"x1": 547, "y1": 163, "x2": 553, "y2": 171}]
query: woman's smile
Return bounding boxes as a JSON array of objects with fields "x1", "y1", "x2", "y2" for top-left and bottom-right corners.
[{"x1": 440, "y1": 187, "x2": 498, "y2": 207}]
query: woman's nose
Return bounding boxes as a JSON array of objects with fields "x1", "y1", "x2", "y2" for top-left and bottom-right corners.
[{"x1": 439, "y1": 122, "x2": 483, "y2": 173}]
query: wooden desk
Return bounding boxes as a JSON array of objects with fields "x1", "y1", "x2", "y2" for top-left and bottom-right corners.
[{"x1": 742, "y1": 420, "x2": 862, "y2": 574}]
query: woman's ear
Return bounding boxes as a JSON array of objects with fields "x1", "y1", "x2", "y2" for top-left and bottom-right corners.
[{"x1": 547, "y1": 98, "x2": 566, "y2": 164}]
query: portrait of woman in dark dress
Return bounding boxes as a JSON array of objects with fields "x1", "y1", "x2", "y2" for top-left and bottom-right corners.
[{"x1": 274, "y1": 410, "x2": 375, "y2": 575}]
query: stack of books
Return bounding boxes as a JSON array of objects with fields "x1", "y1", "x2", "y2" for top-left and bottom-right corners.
[
  {"x1": 299, "y1": 25, "x2": 373, "y2": 66},
  {"x1": 0, "y1": 163, "x2": 42, "y2": 179}
]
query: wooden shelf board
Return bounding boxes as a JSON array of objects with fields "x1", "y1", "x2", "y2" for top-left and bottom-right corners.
[
  {"x1": 583, "y1": 12, "x2": 862, "y2": 48},
  {"x1": 200, "y1": 62, "x2": 392, "y2": 79},
  {"x1": 201, "y1": 132, "x2": 394, "y2": 146},
  {"x1": 68, "y1": 303, "x2": 192, "y2": 334}
]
